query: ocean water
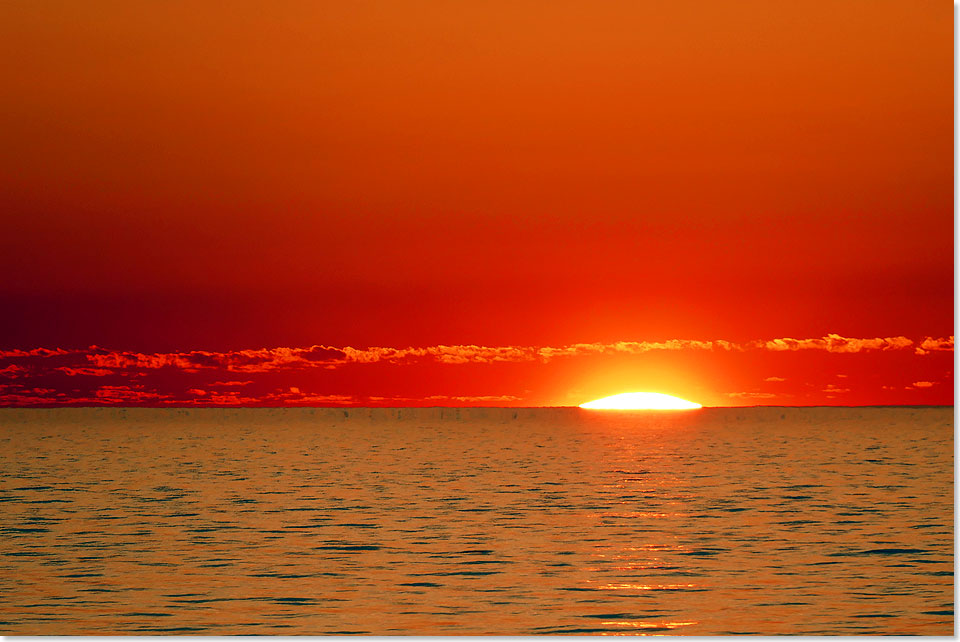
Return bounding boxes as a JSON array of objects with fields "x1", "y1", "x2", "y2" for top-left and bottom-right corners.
[{"x1": 0, "y1": 406, "x2": 952, "y2": 635}]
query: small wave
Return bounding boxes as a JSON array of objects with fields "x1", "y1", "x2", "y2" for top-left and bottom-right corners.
[
  {"x1": 312, "y1": 545, "x2": 381, "y2": 551},
  {"x1": 828, "y1": 548, "x2": 928, "y2": 557}
]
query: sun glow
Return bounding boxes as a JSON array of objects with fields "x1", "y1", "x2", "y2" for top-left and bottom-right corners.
[{"x1": 579, "y1": 392, "x2": 702, "y2": 410}]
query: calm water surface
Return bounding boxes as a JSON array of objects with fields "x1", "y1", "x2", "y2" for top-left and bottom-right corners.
[{"x1": 0, "y1": 407, "x2": 953, "y2": 635}]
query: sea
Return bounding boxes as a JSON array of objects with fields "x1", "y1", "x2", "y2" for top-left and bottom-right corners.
[{"x1": 0, "y1": 406, "x2": 953, "y2": 635}]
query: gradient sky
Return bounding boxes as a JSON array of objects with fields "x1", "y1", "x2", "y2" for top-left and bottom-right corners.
[{"x1": 0, "y1": 0, "x2": 953, "y2": 407}]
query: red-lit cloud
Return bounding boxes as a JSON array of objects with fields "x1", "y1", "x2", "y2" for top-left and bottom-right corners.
[
  {"x1": 425, "y1": 395, "x2": 523, "y2": 404},
  {"x1": 915, "y1": 336, "x2": 955, "y2": 355},
  {"x1": 0, "y1": 364, "x2": 27, "y2": 378},
  {"x1": 756, "y1": 334, "x2": 914, "y2": 353},
  {"x1": 822, "y1": 384, "x2": 851, "y2": 395},
  {"x1": 56, "y1": 367, "x2": 114, "y2": 377},
  {"x1": 726, "y1": 392, "x2": 778, "y2": 400}
]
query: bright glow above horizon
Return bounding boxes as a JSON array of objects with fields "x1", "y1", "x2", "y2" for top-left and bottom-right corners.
[{"x1": 579, "y1": 392, "x2": 702, "y2": 410}]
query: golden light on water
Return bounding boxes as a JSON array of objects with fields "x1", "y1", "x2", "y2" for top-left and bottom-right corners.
[{"x1": 579, "y1": 392, "x2": 702, "y2": 410}]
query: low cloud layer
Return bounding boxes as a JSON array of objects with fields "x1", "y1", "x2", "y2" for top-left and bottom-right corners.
[
  {"x1": 0, "y1": 333, "x2": 951, "y2": 406},
  {"x1": 0, "y1": 333, "x2": 944, "y2": 378}
]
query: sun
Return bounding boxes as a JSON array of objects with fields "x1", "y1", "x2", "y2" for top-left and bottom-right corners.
[{"x1": 579, "y1": 392, "x2": 702, "y2": 410}]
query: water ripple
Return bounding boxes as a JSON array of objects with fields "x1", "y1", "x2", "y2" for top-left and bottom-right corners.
[{"x1": 0, "y1": 406, "x2": 952, "y2": 635}]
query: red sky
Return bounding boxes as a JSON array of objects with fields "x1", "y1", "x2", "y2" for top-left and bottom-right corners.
[{"x1": 0, "y1": 1, "x2": 953, "y2": 407}]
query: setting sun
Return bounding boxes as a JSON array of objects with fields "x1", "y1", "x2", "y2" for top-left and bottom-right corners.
[{"x1": 579, "y1": 392, "x2": 702, "y2": 410}]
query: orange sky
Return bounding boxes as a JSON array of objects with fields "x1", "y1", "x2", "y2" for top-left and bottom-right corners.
[{"x1": 0, "y1": 1, "x2": 953, "y2": 407}]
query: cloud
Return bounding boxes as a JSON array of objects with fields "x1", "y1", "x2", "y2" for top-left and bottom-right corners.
[
  {"x1": 0, "y1": 386, "x2": 71, "y2": 405},
  {"x1": 424, "y1": 394, "x2": 522, "y2": 403},
  {"x1": 915, "y1": 336, "x2": 954, "y2": 355},
  {"x1": 0, "y1": 364, "x2": 27, "y2": 378},
  {"x1": 83, "y1": 345, "x2": 350, "y2": 373},
  {"x1": 538, "y1": 339, "x2": 739, "y2": 361},
  {"x1": 822, "y1": 384, "x2": 850, "y2": 394},
  {"x1": 55, "y1": 367, "x2": 114, "y2": 377},
  {"x1": 0, "y1": 382, "x2": 356, "y2": 407},
  {"x1": 726, "y1": 392, "x2": 777, "y2": 399},
  {"x1": 272, "y1": 392, "x2": 353, "y2": 405},
  {"x1": 909, "y1": 381, "x2": 935, "y2": 389},
  {"x1": 0, "y1": 348, "x2": 73, "y2": 358},
  {"x1": 764, "y1": 376, "x2": 786, "y2": 382},
  {"x1": 757, "y1": 334, "x2": 913, "y2": 353},
  {"x1": 94, "y1": 386, "x2": 172, "y2": 403}
]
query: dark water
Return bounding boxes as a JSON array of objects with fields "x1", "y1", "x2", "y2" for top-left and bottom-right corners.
[{"x1": 0, "y1": 406, "x2": 953, "y2": 635}]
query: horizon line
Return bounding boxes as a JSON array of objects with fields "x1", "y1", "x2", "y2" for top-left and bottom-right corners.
[{"x1": 0, "y1": 404, "x2": 953, "y2": 410}]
